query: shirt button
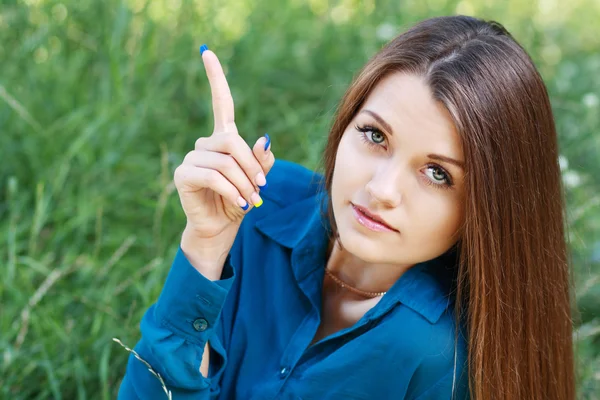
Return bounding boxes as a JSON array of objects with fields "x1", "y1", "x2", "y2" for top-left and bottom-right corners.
[
  {"x1": 192, "y1": 318, "x2": 208, "y2": 332},
  {"x1": 279, "y1": 367, "x2": 289, "y2": 379}
]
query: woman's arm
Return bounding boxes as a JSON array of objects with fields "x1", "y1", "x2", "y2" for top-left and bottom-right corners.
[
  {"x1": 405, "y1": 314, "x2": 470, "y2": 400},
  {"x1": 411, "y1": 367, "x2": 469, "y2": 400},
  {"x1": 118, "y1": 246, "x2": 236, "y2": 399}
]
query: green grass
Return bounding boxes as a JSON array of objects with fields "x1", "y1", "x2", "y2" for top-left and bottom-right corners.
[{"x1": 1, "y1": 0, "x2": 599, "y2": 398}]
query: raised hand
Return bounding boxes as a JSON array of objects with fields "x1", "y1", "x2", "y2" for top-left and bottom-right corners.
[{"x1": 174, "y1": 45, "x2": 275, "y2": 276}]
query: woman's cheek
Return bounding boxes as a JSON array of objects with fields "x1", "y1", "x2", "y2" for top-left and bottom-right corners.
[{"x1": 428, "y1": 199, "x2": 463, "y2": 241}]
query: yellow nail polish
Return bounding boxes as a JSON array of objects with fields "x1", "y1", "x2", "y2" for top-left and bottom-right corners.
[{"x1": 251, "y1": 192, "x2": 263, "y2": 207}]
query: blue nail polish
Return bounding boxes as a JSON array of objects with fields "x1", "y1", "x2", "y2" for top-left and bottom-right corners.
[
  {"x1": 258, "y1": 182, "x2": 268, "y2": 190},
  {"x1": 241, "y1": 202, "x2": 249, "y2": 211},
  {"x1": 264, "y1": 133, "x2": 271, "y2": 151},
  {"x1": 200, "y1": 44, "x2": 209, "y2": 55}
]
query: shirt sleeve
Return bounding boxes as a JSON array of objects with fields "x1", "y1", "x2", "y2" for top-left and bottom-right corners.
[
  {"x1": 412, "y1": 367, "x2": 470, "y2": 400},
  {"x1": 406, "y1": 316, "x2": 470, "y2": 400},
  {"x1": 118, "y1": 246, "x2": 236, "y2": 400}
]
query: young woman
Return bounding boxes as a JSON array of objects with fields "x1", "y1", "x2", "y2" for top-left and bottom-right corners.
[{"x1": 118, "y1": 15, "x2": 575, "y2": 399}]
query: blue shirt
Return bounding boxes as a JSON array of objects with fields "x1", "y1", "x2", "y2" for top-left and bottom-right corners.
[{"x1": 118, "y1": 159, "x2": 470, "y2": 399}]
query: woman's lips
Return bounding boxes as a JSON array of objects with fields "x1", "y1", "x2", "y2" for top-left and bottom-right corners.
[{"x1": 351, "y1": 204, "x2": 399, "y2": 233}]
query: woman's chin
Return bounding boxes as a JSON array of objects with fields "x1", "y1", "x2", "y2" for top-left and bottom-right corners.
[{"x1": 337, "y1": 230, "x2": 391, "y2": 264}]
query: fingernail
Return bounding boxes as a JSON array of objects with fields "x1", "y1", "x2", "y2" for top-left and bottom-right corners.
[
  {"x1": 263, "y1": 133, "x2": 271, "y2": 151},
  {"x1": 200, "y1": 44, "x2": 209, "y2": 55},
  {"x1": 256, "y1": 172, "x2": 267, "y2": 190},
  {"x1": 251, "y1": 192, "x2": 263, "y2": 208},
  {"x1": 237, "y1": 196, "x2": 249, "y2": 210}
]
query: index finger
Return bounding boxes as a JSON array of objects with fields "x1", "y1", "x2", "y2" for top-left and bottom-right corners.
[{"x1": 201, "y1": 46, "x2": 235, "y2": 132}]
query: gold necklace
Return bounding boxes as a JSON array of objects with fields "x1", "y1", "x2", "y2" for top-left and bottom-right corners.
[{"x1": 324, "y1": 268, "x2": 387, "y2": 298}]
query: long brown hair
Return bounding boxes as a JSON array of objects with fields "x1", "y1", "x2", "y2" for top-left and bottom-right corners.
[{"x1": 322, "y1": 15, "x2": 575, "y2": 399}]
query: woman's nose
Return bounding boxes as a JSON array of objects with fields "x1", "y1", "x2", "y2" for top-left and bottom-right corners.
[{"x1": 365, "y1": 164, "x2": 404, "y2": 208}]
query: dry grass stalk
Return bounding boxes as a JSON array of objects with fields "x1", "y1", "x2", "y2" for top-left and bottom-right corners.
[{"x1": 112, "y1": 337, "x2": 172, "y2": 400}]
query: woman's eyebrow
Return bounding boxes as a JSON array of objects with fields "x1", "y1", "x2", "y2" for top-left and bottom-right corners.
[
  {"x1": 361, "y1": 109, "x2": 394, "y2": 134},
  {"x1": 428, "y1": 154, "x2": 465, "y2": 170},
  {"x1": 361, "y1": 109, "x2": 464, "y2": 170}
]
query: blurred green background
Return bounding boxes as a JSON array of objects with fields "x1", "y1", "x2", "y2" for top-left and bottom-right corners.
[{"x1": 1, "y1": 0, "x2": 599, "y2": 398}]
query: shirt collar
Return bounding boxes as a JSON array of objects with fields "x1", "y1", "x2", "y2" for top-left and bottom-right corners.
[{"x1": 254, "y1": 190, "x2": 459, "y2": 324}]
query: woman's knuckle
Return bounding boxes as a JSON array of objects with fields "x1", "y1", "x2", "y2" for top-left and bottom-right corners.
[
  {"x1": 194, "y1": 137, "x2": 207, "y2": 149},
  {"x1": 173, "y1": 165, "x2": 187, "y2": 184},
  {"x1": 223, "y1": 133, "x2": 237, "y2": 150},
  {"x1": 205, "y1": 169, "x2": 219, "y2": 186},
  {"x1": 220, "y1": 155, "x2": 236, "y2": 172},
  {"x1": 183, "y1": 150, "x2": 196, "y2": 164}
]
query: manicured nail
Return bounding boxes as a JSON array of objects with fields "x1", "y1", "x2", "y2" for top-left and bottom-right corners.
[
  {"x1": 263, "y1": 133, "x2": 271, "y2": 151},
  {"x1": 251, "y1": 192, "x2": 263, "y2": 208},
  {"x1": 237, "y1": 196, "x2": 249, "y2": 210},
  {"x1": 256, "y1": 172, "x2": 267, "y2": 190},
  {"x1": 200, "y1": 44, "x2": 209, "y2": 55}
]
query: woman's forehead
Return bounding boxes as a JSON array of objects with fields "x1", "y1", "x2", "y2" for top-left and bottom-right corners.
[{"x1": 359, "y1": 72, "x2": 463, "y2": 156}]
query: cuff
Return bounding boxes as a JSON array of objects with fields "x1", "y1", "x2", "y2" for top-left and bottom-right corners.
[{"x1": 154, "y1": 246, "x2": 236, "y2": 345}]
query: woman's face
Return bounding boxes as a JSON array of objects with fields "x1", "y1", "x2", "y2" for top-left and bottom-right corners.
[{"x1": 331, "y1": 72, "x2": 466, "y2": 266}]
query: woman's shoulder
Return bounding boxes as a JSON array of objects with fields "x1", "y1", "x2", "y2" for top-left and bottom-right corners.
[
  {"x1": 401, "y1": 309, "x2": 470, "y2": 399},
  {"x1": 233, "y1": 159, "x2": 326, "y2": 242}
]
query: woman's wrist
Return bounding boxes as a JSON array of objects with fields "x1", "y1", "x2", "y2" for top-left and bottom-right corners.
[{"x1": 180, "y1": 227, "x2": 230, "y2": 280}]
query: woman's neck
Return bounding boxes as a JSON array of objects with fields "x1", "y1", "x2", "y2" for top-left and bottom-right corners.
[{"x1": 325, "y1": 239, "x2": 413, "y2": 295}]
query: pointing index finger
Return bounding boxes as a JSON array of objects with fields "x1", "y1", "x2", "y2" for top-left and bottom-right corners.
[{"x1": 201, "y1": 46, "x2": 235, "y2": 132}]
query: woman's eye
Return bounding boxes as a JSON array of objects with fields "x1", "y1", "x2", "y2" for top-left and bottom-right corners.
[
  {"x1": 355, "y1": 124, "x2": 387, "y2": 148},
  {"x1": 371, "y1": 131, "x2": 385, "y2": 144},
  {"x1": 432, "y1": 167, "x2": 446, "y2": 181},
  {"x1": 426, "y1": 166, "x2": 451, "y2": 185}
]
